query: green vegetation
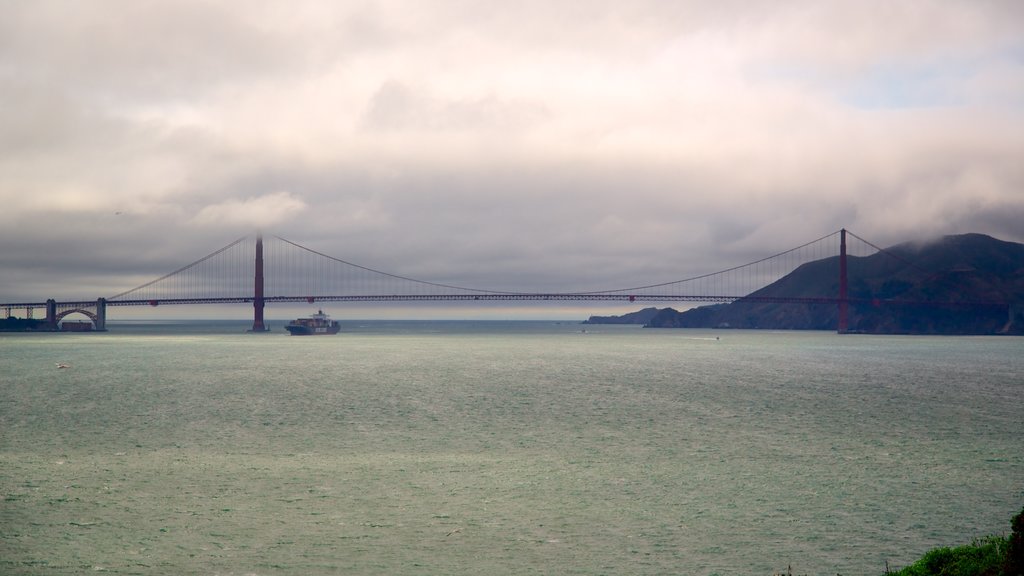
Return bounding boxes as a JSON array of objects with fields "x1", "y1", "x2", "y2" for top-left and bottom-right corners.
[
  {"x1": 891, "y1": 537, "x2": 1009, "y2": 576},
  {"x1": 889, "y1": 507, "x2": 1023, "y2": 576}
]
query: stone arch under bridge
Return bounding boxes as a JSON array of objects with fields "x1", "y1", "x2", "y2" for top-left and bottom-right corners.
[
  {"x1": 55, "y1": 308, "x2": 99, "y2": 327},
  {"x1": 46, "y1": 299, "x2": 107, "y2": 331}
]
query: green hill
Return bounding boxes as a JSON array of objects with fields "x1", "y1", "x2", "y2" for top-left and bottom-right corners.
[
  {"x1": 644, "y1": 233, "x2": 1024, "y2": 334},
  {"x1": 583, "y1": 307, "x2": 660, "y2": 325}
]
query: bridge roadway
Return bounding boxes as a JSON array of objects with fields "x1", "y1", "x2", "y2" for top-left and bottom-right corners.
[
  {"x1": 4, "y1": 293, "x2": 1008, "y2": 334},
  {"x1": 5, "y1": 293, "x2": 838, "y2": 332},
  {"x1": 6, "y1": 293, "x2": 843, "y2": 309},
  {"x1": 12, "y1": 293, "x2": 1011, "y2": 310},
  {"x1": 8, "y1": 293, "x2": 1009, "y2": 316}
]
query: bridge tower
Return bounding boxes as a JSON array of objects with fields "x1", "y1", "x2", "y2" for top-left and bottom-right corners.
[
  {"x1": 45, "y1": 299, "x2": 57, "y2": 329},
  {"x1": 95, "y1": 298, "x2": 106, "y2": 331},
  {"x1": 838, "y1": 228, "x2": 848, "y2": 333},
  {"x1": 250, "y1": 232, "x2": 269, "y2": 332}
]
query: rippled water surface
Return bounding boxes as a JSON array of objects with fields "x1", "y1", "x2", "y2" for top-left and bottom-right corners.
[{"x1": 2, "y1": 321, "x2": 1022, "y2": 575}]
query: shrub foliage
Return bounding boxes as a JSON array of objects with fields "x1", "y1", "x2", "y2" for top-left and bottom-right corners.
[{"x1": 890, "y1": 507, "x2": 1023, "y2": 576}]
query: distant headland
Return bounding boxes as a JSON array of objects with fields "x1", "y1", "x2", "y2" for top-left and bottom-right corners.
[{"x1": 586, "y1": 232, "x2": 1024, "y2": 335}]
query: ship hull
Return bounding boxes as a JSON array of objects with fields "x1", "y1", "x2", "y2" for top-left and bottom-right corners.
[
  {"x1": 285, "y1": 324, "x2": 341, "y2": 336},
  {"x1": 285, "y1": 309, "x2": 341, "y2": 336}
]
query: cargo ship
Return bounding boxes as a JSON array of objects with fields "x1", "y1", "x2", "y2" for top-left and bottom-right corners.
[{"x1": 284, "y1": 310, "x2": 341, "y2": 336}]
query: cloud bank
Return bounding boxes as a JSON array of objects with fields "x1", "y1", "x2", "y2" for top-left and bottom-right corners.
[{"x1": 1, "y1": 0, "x2": 1022, "y2": 315}]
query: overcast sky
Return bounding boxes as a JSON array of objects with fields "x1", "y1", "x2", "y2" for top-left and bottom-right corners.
[{"x1": 2, "y1": 1, "x2": 1022, "y2": 318}]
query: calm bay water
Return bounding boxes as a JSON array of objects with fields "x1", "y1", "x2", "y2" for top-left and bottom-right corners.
[{"x1": 2, "y1": 321, "x2": 1022, "y2": 575}]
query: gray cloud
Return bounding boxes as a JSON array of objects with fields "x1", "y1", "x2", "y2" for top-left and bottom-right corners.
[
  {"x1": 362, "y1": 81, "x2": 549, "y2": 133},
  {"x1": 2, "y1": 0, "x2": 1023, "y2": 316}
]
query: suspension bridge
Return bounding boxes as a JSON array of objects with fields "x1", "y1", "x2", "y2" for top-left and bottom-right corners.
[{"x1": 0, "y1": 229, "x2": 994, "y2": 333}]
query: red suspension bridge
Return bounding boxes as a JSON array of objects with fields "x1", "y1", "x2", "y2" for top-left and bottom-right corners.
[{"x1": 0, "y1": 229, "x2": 987, "y2": 333}]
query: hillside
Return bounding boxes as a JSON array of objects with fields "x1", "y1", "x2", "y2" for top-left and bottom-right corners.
[
  {"x1": 583, "y1": 307, "x2": 660, "y2": 325},
  {"x1": 628, "y1": 233, "x2": 1024, "y2": 334}
]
